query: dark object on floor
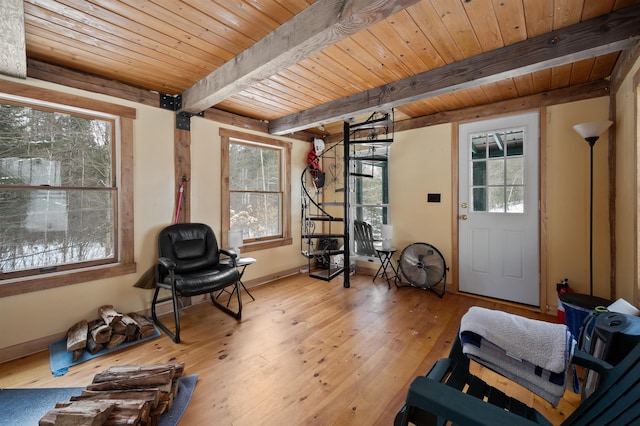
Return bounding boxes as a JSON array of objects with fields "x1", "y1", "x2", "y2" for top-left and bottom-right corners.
[
  {"x1": 152, "y1": 223, "x2": 242, "y2": 343},
  {"x1": 315, "y1": 237, "x2": 339, "y2": 269},
  {"x1": 395, "y1": 321, "x2": 640, "y2": 425}
]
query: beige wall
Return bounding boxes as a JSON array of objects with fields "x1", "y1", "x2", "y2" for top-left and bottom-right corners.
[
  {"x1": 615, "y1": 57, "x2": 640, "y2": 305},
  {"x1": 546, "y1": 98, "x2": 611, "y2": 301},
  {"x1": 389, "y1": 124, "x2": 453, "y2": 272},
  {"x1": 0, "y1": 76, "x2": 308, "y2": 354}
]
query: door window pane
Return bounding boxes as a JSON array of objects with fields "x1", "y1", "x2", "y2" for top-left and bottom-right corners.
[{"x1": 469, "y1": 127, "x2": 526, "y2": 214}]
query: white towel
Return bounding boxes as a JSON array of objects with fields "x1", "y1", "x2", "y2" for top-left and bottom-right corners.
[
  {"x1": 460, "y1": 306, "x2": 573, "y2": 373},
  {"x1": 461, "y1": 331, "x2": 568, "y2": 406}
]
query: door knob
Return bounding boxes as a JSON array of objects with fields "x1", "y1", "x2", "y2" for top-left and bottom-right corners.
[{"x1": 459, "y1": 214, "x2": 468, "y2": 220}]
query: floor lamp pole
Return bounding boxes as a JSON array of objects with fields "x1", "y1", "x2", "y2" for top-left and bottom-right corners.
[
  {"x1": 588, "y1": 141, "x2": 594, "y2": 296},
  {"x1": 573, "y1": 120, "x2": 612, "y2": 297}
]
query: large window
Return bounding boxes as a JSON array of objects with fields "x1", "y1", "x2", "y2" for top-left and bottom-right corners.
[
  {"x1": 0, "y1": 101, "x2": 116, "y2": 277},
  {"x1": 0, "y1": 82, "x2": 135, "y2": 297},
  {"x1": 220, "y1": 129, "x2": 292, "y2": 252}
]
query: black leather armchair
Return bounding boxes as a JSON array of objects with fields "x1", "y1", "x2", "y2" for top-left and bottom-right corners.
[{"x1": 151, "y1": 223, "x2": 241, "y2": 343}]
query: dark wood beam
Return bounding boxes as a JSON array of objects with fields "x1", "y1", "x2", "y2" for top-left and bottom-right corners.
[
  {"x1": 323, "y1": 79, "x2": 610, "y2": 144},
  {"x1": 270, "y1": 4, "x2": 640, "y2": 135},
  {"x1": 394, "y1": 80, "x2": 611, "y2": 133},
  {"x1": 610, "y1": 40, "x2": 640, "y2": 93},
  {"x1": 26, "y1": 59, "x2": 290, "y2": 136},
  {"x1": 180, "y1": 0, "x2": 421, "y2": 114}
]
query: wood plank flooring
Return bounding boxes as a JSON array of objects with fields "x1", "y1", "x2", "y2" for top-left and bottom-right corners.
[{"x1": 0, "y1": 273, "x2": 580, "y2": 425}]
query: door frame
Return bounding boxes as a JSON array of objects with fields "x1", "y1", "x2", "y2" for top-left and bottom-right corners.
[{"x1": 451, "y1": 108, "x2": 549, "y2": 312}]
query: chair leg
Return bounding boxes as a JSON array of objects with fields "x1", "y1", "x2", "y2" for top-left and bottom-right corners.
[
  {"x1": 151, "y1": 286, "x2": 182, "y2": 343},
  {"x1": 210, "y1": 282, "x2": 242, "y2": 320}
]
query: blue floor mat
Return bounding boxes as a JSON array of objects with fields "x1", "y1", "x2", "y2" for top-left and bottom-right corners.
[{"x1": 48, "y1": 326, "x2": 161, "y2": 376}]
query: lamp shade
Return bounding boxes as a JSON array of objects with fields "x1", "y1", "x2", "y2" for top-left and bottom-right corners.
[
  {"x1": 381, "y1": 224, "x2": 393, "y2": 240},
  {"x1": 228, "y1": 229, "x2": 243, "y2": 249},
  {"x1": 573, "y1": 121, "x2": 613, "y2": 139}
]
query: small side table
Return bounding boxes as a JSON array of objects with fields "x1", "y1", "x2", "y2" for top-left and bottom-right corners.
[
  {"x1": 220, "y1": 256, "x2": 256, "y2": 302},
  {"x1": 374, "y1": 247, "x2": 400, "y2": 289}
]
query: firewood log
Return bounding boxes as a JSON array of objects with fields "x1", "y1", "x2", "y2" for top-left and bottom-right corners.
[
  {"x1": 99, "y1": 305, "x2": 123, "y2": 326},
  {"x1": 126, "y1": 313, "x2": 156, "y2": 338},
  {"x1": 38, "y1": 400, "x2": 114, "y2": 426},
  {"x1": 72, "y1": 349, "x2": 83, "y2": 363},
  {"x1": 89, "y1": 319, "x2": 112, "y2": 344},
  {"x1": 106, "y1": 333, "x2": 127, "y2": 350},
  {"x1": 87, "y1": 335, "x2": 103, "y2": 355},
  {"x1": 66, "y1": 319, "x2": 88, "y2": 352}
]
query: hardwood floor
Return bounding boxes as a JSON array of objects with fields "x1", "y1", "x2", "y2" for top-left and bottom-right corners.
[{"x1": 0, "y1": 273, "x2": 580, "y2": 425}]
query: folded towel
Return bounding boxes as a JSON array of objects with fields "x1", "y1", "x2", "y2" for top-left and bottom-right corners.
[
  {"x1": 459, "y1": 307, "x2": 576, "y2": 406},
  {"x1": 460, "y1": 306, "x2": 573, "y2": 373},
  {"x1": 461, "y1": 330, "x2": 567, "y2": 406}
]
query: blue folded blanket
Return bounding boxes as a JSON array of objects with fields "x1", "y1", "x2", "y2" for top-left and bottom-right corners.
[{"x1": 459, "y1": 307, "x2": 575, "y2": 406}]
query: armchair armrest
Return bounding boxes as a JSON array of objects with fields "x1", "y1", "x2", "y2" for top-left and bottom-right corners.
[
  {"x1": 403, "y1": 376, "x2": 543, "y2": 426},
  {"x1": 158, "y1": 256, "x2": 176, "y2": 270},
  {"x1": 220, "y1": 248, "x2": 238, "y2": 267},
  {"x1": 571, "y1": 349, "x2": 613, "y2": 375}
]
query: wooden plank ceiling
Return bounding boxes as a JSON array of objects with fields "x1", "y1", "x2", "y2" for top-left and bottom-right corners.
[{"x1": 22, "y1": 0, "x2": 640, "y2": 136}]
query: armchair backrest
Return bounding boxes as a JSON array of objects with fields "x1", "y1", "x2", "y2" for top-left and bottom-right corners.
[
  {"x1": 353, "y1": 220, "x2": 377, "y2": 256},
  {"x1": 158, "y1": 223, "x2": 221, "y2": 273}
]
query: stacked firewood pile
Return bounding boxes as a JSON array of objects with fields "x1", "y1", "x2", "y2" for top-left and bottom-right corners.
[
  {"x1": 39, "y1": 362, "x2": 185, "y2": 425},
  {"x1": 66, "y1": 305, "x2": 156, "y2": 361}
]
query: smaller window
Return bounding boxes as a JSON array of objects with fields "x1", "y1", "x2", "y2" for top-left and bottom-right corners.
[
  {"x1": 220, "y1": 129, "x2": 292, "y2": 252},
  {"x1": 353, "y1": 147, "x2": 390, "y2": 239}
]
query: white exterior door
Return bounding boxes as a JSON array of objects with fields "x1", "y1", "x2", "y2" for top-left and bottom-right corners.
[{"x1": 458, "y1": 112, "x2": 540, "y2": 306}]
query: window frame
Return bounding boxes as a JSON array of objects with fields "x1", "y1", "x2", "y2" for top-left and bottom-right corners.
[
  {"x1": 220, "y1": 128, "x2": 292, "y2": 252},
  {"x1": 0, "y1": 80, "x2": 136, "y2": 298},
  {"x1": 352, "y1": 148, "x2": 390, "y2": 239}
]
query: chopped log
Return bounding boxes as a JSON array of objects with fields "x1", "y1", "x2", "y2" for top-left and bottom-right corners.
[
  {"x1": 101, "y1": 399, "x2": 148, "y2": 425},
  {"x1": 89, "y1": 319, "x2": 112, "y2": 344},
  {"x1": 106, "y1": 333, "x2": 127, "y2": 350},
  {"x1": 72, "y1": 349, "x2": 84, "y2": 363},
  {"x1": 87, "y1": 336, "x2": 103, "y2": 355},
  {"x1": 87, "y1": 371, "x2": 174, "y2": 391},
  {"x1": 99, "y1": 305, "x2": 123, "y2": 326},
  {"x1": 120, "y1": 314, "x2": 140, "y2": 338},
  {"x1": 38, "y1": 400, "x2": 114, "y2": 426},
  {"x1": 127, "y1": 313, "x2": 156, "y2": 338},
  {"x1": 66, "y1": 319, "x2": 88, "y2": 352},
  {"x1": 72, "y1": 389, "x2": 161, "y2": 410},
  {"x1": 39, "y1": 362, "x2": 186, "y2": 425},
  {"x1": 96, "y1": 363, "x2": 185, "y2": 380},
  {"x1": 111, "y1": 321, "x2": 127, "y2": 334}
]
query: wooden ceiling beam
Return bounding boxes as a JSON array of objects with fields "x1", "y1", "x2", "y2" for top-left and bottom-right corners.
[
  {"x1": 269, "y1": 4, "x2": 640, "y2": 135},
  {"x1": 180, "y1": 0, "x2": 421, "y2": 114}
]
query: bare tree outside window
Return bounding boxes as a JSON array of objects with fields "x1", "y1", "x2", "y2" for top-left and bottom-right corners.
[
  {"x1": 229, "y1": 141, "x2": 283, "y2": 241},
  {"x1": 0, "y1": 101, "x2": 116, "y2": 277}
]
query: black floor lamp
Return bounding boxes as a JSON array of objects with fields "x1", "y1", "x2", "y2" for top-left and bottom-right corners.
[{"x1": 572, "y1": 120, "x2": 613, "y2": 296}]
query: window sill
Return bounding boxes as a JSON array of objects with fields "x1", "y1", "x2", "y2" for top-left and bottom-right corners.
[
  {"x1": 241, "y1": 238, "x2": 293, "y2": 254},
  {"x1": 0, "y1": 262, "x2": 137, "y2": 298}
]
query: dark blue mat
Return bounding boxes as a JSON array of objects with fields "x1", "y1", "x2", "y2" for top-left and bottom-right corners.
[
  {"x1": 0, "y1": 374, "x2": 198, "y2": 426},
  {"x1": 48, "y1": 326, "x2": 161, "y2": 376}
]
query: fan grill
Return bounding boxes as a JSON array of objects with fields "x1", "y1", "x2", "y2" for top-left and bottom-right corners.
[{"x1": 399, "y1": 243, "x2": 447, "y2": 297}]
